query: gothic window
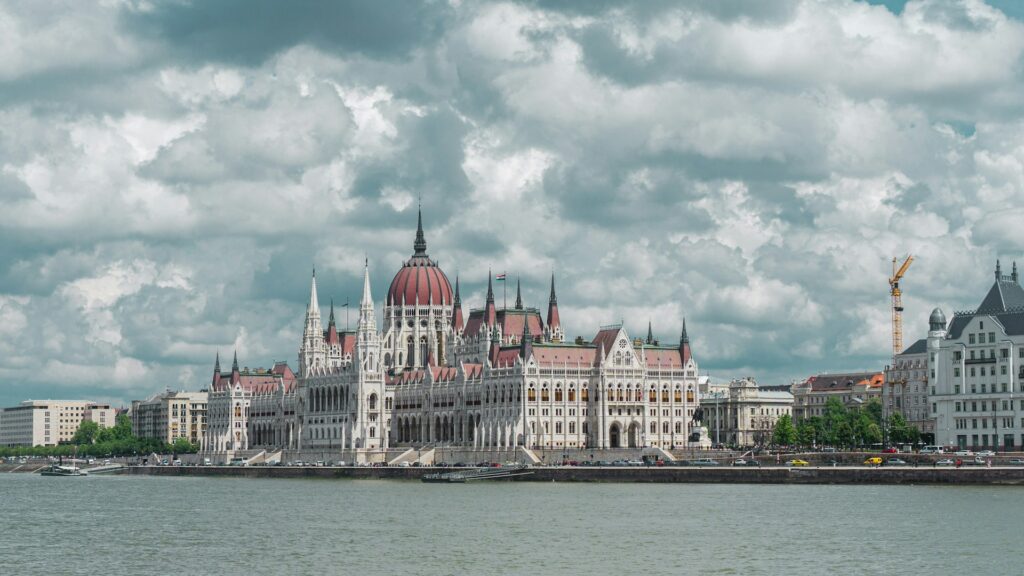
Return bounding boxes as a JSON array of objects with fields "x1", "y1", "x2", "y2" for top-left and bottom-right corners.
[
  {"x1": 617, "y1": 386, "x2": 624, "y2": 402},
  {"x1": 569, "y1": 421, "x2": 576, "y2": 434},
  {"x1": 406, "y1": 337, "x2": 414, "y2": 368},
  {"x1": 650, "y1": 422, "x2": 657, "y2": 434},
  {"x1": 582, "y1": 386, "x2": 589, "y2": 402},
  {"x1": 662, "y1": 422, "x2": 669, "y2": 434},
  {"x1": 674, "y1": 388, "x2": 682, "y2": 403},
  {"x1": 555, "y1": 386, "x2": 563, "y2": 402},
  {"x1": 661, "y1": 388, "x2": 669, "y2": 403},
  {"x1": 555, "y1": 422, "x2": 562, "y2": 434},
  {"x1": 568, "y1": 387, "x2": 576, "y2": 402},
  {"x1": 234, "y1": 404, "x2": 241, "y2": 418},
  {"x1": 369, "y1": 394, "x2": 378, "y2": 411},
  {"x1": 528, "y1": 386, "x2": 536, "y2": 402},
  {"x1": 582, "y1": 422, "x2": 589, "y2": 435},
  {"x1": 541, "y1": 386, "x2": 550, "y2": 402},
  {"x1": 649, "y1": 388, "x2": 657, "y2": 402},
  {"x1": 674, "y1": 422, "x2": 682, "y2": 433}
]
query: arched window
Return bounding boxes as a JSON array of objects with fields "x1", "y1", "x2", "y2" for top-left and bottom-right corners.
[
  {"x1": 419, "y1": 337, "x2": 428, "y2": 367},
  {"x1": 582, "y1": 386, "x2": 589, "y2": 402},
  {"x1": 661, "y1": 389, "x2": 669, "y2": 403},
  {"x1": 635, "y1": 388, "x2": 642, "y2": 402},
  {"x1": 614, "y1": 351, "x2": 622, "y2": 366},
  {"x1": 674, "y1": 422, "x2": 682, "y2": 433},
  {"x1": 541, "y1": 386, "x2": 550, "y2": 402},
  {"x1": 555, "y1": 422, "x2": 562, "y2": 434},
  {"x1": 555, "y1": 386, "x2": 563, "y2": 402},
  {"x1": 617, "y1": 386, "x2": 624, "y2": 402},
  {"x1": 582, "y1": 422, "x2": 589, "y2": 434},
  {"x1": 607, "y1": 388, "x2": 613, "y2": 401},
  {"x1": 674, "y1": 388, "x2": 682, "y2": 403},
  {"x1": 649, "y1": 388, "x2": 657, "y2": 402},
  {"x1": 568, "y1": 387, "x2": 576, "y2": 402},
  {"x1": 369, "y1": 394, "x2": 378, "y2": 410},
  {"x1": 569, "y1": 421, "x2": 576, "y2": 434},
  {"x1": 662, "y1": 422, "x2": 669, "y2": 434},
  {"x1": 234, "y1": 404, "x2": 241, "y2": 418},
  {"x1": 406, "y1": 337, "x2": 414, "y2": 368},
  {"x1": 528, "y1": 386, "x2": 536, "y2": 401},
  {"x1": 650, "y1": 422, "x2": 657, "y2": 434},
  {"x1": 369, "y1": 427, "x2": 376, "y2": 438}
]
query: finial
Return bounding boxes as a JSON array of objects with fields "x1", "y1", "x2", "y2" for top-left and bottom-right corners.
[
  {"x1": 214, "y1": 351, "x2": 221, "y2": 372},
  {"x1": 329, "y1": 298, "x2": 336, "y2": 326},
  {"x1": 646, "y1": 321, "x2": 653, "y2": 345},
  {"x1": 486, "y1": 268, "x2": 494, "y2": 303},
  {"x1": 454, "y1": 275, "x2": 461, "y2": 306},
  {"x1": 232, "y1": 349, "x2": 239, "y2": 371},
  {"x1": 549, "y1": 272, "x2": 557, "y2": 304},
  {"x1": 413, "y1": 203, "x2": 427, "y2": 256},
  {"x1": 996, "y1": 259, "x2": 1002, "y2": 280},
  {"x1": 515, "y1": 276, "x2": 523, "y2": 310},
  {"x1": 681, "y1": 318, "x2": 689, "y2": 344}
]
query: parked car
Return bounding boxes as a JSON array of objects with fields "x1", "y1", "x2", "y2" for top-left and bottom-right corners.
[
  {"x1": 936, "y1": 458, "x2": 955, "y2": 466},
  {"x1": 864, "y1": 457, "x2": 883, "y2": 466},
  {"x1": 885, "y1": 458, "x2": 908, "y2": 466},
  {"x1": 920, "y1": 445, "x2": 944, "y2": 454},
  {"x1": 976, "y1": 450, "x2": 996, "y2": 457},
  {"x1": 172, "y1": 459, "x2": 183, "y2": 466},
  {"x1": 882, "y1": 447, "x2": 899, "y2": 454},
  {"x1": 821, "y1": 447, "x2": 837, "y2": 453},
  {"x1": 691, "y1": 459, "x2": 720, "y2": 466},
  {"x1": 787, "y1": 459, "x2": 810, "y2": 467},
  {"x1": 732, "y1": 459, "x2": 750, "y2": 466},
  {"x1": 1008, "y1": 458, "x2": 1024, "y2": 465},
  {"x1": 611, "y1": 459, "x2": 629, "y2": 466},
  {"x1": 398, "y1": 461, "x2": 411, "y2": 467},
  {"x1": 626, "y1": 460, "x2": 644, "y2": 466},
  {"x1": 954, "y1": 450, "x2": 974, "y2": 456}
]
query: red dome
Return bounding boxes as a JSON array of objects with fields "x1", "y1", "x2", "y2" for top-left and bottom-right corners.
[{"x1": 388, "y1": 257, "x2": 453, "y2": 306}]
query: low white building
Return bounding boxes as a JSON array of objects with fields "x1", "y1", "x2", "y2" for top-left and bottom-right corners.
[
  {"x1": 700, "y1": 378, "x2": 793, "y2": 447},
  {"x1": 0, "y1": 400, "x2": 115, "y2": 447}
]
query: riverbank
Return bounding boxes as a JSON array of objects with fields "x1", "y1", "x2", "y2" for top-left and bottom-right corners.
[{"x1": 126, "y1": 464, "x2": 1024, "y2": 485}]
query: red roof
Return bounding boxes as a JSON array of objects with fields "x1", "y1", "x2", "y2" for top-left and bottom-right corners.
[
  {"x1": 387, "y1": 257, "x2": 453, "y2": 306},
  {"x1": 464, "y1": 309, "x2": 544, "y2": 339},
  {"x1": 490, "y1": 347, "x2": 522, "y2": 368},
  {"x1": 531, "y1": 344, "x2": 598, "y2": 367},
  {"x1": 643, "y1": 348, "x2": 684, "y2": 368},
  {"x1": 590, "y1": 327, "x2": 620, "y2": 356}
]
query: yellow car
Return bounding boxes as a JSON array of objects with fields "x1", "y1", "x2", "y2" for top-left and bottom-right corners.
[
  {"x1": 786, "y1": 459, "x2": 810, "y2": 467},
  {"x1": 864, "y1": 457, "x2": 883, "y2": 466}
]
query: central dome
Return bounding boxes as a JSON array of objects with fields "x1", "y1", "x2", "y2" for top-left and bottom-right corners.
[{"x1": 387, "y1": 209, "x2": 454, "y2": 306}]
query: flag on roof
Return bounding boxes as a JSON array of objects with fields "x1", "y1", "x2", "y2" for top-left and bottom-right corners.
[{"x1": 495, "y1": 273, "x2": 506, "y2": 281}]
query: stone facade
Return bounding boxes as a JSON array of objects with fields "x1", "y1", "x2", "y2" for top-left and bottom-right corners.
[
  {"x1": 791, "y1": 371, "x2": 883, "y2": 422},
  {"x1": 883, "y1": 339, "x2": 933, "y2": 438},
  {"x1": 201, "y1": 211, "x2": 705, "y2": 460},
  {"x1": 931, "y1": 262, "x2": 1024, "y2": 450},
  {"x1": 701, "y1": 378, "x2": 793, "y2": 447},
  {"x1": 131, "y1": 391, "x2": 208, "y2": 447}
]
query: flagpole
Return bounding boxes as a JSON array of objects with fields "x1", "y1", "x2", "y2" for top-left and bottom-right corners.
[
  {"x1": 503, "y1": 270, "x2": 507, "y2": 311},
  {"x1": 346, "y1": 297, "x2": 350, "y2": 330}
]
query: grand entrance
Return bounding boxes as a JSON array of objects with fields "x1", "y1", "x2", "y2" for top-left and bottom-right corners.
[
  {"x1": 628, "y1": 423, "x2": 640, "y2": 448},
  {"x1": 609, "y1": 423, "x2": 621, "y2": 448}
]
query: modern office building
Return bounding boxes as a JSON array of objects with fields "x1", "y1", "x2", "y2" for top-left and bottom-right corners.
[{"x1": 0, "y1": 400, "x2": 115, "y2": 447}]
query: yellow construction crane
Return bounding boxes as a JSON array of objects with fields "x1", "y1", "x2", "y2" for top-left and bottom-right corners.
[{"x1": 890, "y1": 255, "x2": 913, "y2": 361}]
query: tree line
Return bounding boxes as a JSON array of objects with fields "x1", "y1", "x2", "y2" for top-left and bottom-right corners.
[
  {"x1": 771, "y1": 397, "x2": 922, "y2": 448},
  {"x1": 0, "y1": 414, "x2": 199, "y2": 458}
]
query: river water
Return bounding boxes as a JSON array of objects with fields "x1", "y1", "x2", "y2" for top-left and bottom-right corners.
[{"x1": 1, "y1": 474, "x2": 1019, "y2": 575}]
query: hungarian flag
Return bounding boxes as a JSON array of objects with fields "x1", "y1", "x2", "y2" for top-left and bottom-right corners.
[{"x1": 495, "y1": 273, "x2": 506, "y2": 281}]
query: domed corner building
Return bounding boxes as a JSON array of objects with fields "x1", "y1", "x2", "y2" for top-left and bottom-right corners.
[{"x1": 382, "y1": 208, "x2": 455, "y2": 370}]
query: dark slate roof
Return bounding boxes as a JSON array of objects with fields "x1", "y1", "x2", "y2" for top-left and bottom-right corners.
[
  {"x1": 901, "y1": 339, "x2": 927, "y2": 355},
  {"x1": 977, "y1": 279, "x2": 1024, "y2": 313}
]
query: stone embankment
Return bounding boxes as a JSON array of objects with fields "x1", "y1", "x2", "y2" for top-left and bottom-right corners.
[{"x1": 127, "y1": 465, "x2": 1024, "y2": 485}]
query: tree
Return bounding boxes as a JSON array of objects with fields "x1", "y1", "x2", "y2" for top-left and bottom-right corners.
[
  {"x1": 888, "y1": 413, "x2": 909, "y2": 444},
  {"x1": 772, "y1": 414, "x2": 797, "y2": 446},
  {"x1": 112, "y1": 414, "x2": 133, "y2": 441},
  {"x1": 834, "y1": 421, "x2": 854, "y2": 448},
  {"x1": 796, "y1": 421, "x2": 816, "y2": 447},
  {"x1": 71, "y1": 420, "x2": 100, "y2": 445},
  {"x1": 171, "y1": 438, "x2": 196, "y2": 455},
  {"x1": 864, "y1": 398, "x2": 884, "y2": 427}
]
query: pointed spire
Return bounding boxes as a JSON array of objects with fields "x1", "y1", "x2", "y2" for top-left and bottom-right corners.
[
  {"x1": 214, "y1": 352, "x2": 221, "y2": 373},
  {"x1": 1014, "y1": 261, "x2": 1019, "y2": 283},
  {"x1": 359, "y1": 258, "x2": 376, "y2": 333},
  {"x1": 515, "y1": 276, "x2": 523, "y2": 310},
  {"x1": 546, "y1": 272, "x2": 561, "y2": 340},
  {"x1": 681, "y1": 318, "x2": 689, "y2": 344},
  {"x1": 413, "y1": 203, "x2": 427, "y2": 256},
  {"x1": 549, "y1": 273, "x2": 557, "y2": 304},
  {"x1": 232, "y1": 350, "x2": 239, "y2": 372},
  {"x1": 646, "y1": 321, "x2": 653, "y2": 345},
  {"x1": 328, "y1": 298, "x2": 336, "y2": 327},
  {"x1": 307, "y1": 268, "x2": 320, "y2": 315},
  {"x1": 486, "y1": 269, "x2": 495, "y2": 303},
  {"x1": 996, "y1": 259, "x2": 1002, "y2": 280},
  {"x1": 452, "y1": 275, "x2": 464, "y2": 333}
]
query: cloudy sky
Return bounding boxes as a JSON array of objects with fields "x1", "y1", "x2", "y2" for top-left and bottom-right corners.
[{"x1": 2, "y1": 0, "x2": 1024, "y2": 407}]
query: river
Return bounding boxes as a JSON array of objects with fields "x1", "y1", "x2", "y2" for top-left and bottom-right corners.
[{"x1": 0, "y1": 474, "x2": 1018, "y2": 575}]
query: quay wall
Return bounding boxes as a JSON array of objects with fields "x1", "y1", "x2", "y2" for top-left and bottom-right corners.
[{"x1": 126, "y1": 465, "x2": 1024, "y2": 485}]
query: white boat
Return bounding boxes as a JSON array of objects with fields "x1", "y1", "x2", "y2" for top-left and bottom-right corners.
[{"x1": 40, "y1": 463, "x2": 88, "y2": 477}]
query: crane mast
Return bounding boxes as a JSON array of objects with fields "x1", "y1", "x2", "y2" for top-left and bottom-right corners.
[{"x1": 889, "y1": 255, "x2": 913, "y2": 362}]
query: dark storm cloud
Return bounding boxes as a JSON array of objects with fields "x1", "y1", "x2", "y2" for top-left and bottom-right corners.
[{"x1": 123, "y1": 0, "x2": 454, "y2": 65}]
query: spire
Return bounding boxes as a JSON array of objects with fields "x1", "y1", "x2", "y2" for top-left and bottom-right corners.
[
  {"x1": 307, "y1": 268, "x2": 320, "y2": 315},
  {"x1": 679, "y1": 318, "x2": 692, "y2": 363},
  {"x1": 452, "y1": 276, "x2": 464, "y2": 333},
  {"x1": 1014, "y1": 261, "x2": 1019, "y2": 283},
  {"x1": 232, "y1": 350, "x2": 239, "y2": 372},
  {"x1": 486, "y1": 269, "x2": 495, "y2": 303},
  {"x1": 413, "y1": 204, "x2": 427, "y2": 256},
  {"x1": 328, "y1": 298, "x2": 336, "y2": 327},
  {"x1": 214, "y1": 351, "x2": 221, "y2": 373},
  {"x1": 646, "y1": 321, "x2": 653, "y2": 345},
  {"x1": 515, "y1": 276, "x2": 523, "y2": 310},
  {"x1": 996, "y1": 259, "x2": 1002, "y2": 280},
  {"x1": 546, "y1": 272, "x2": 561, "y2": 340},
  {"x1": 359, "y1": 258, "x2": 376, "y2": 332},
  {"x1": 520, "y1": 312, "x2": 532, "y2": 359},
  {"x1": 485, "y1": 269, "x2": 497, "y2": 328}
]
